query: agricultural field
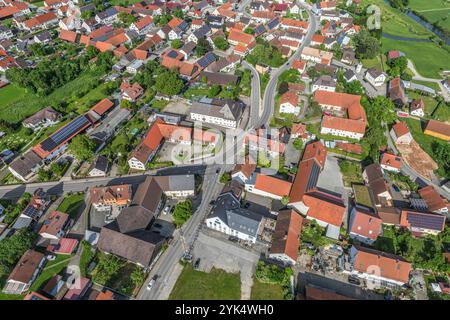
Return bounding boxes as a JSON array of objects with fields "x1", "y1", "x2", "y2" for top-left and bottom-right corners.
[
  {"x1": 408, "y1": 0, "x2": 450, "y2": 31},
  {"x1": 381, "y1": 37, "x2": 450, "y2": 79}
]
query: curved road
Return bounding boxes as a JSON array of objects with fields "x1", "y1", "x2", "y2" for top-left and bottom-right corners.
[{"x1": 259, "y1": 3, "x2": 319, "y2": 128}]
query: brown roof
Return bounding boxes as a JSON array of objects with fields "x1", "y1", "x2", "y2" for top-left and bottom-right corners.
[
  {"x1": 270, "y1": 210, "x2": 303, "y2": 262},
  {"x1": 132, "y1": 176, "x2": 164, "y2": 214},
  {"x1": 39, "y1": 211, "x2": 69, "y2": 237},
  {"x1": 91, "y1": 98, "x2": 114, "y2": 116},
  {"x1": 418, "y1": 185, "x2": 448, "y2": 212},
  {"x1": 425, "y1": 120, "x2": 450, "y2": 138},
  {"x1": 335, "y1": 142, "x2": 363, "y2": 154},
  {"x1": 23, "y1": 107, "x2": 60, "y2": 126},
  {"x1": 232, "y1": 159, "x2": 256, "y2": 179},
  {"x1": 376, "y1": 206, "x2": 401, "y2": 225},
  {"x1": 305, "y1": 285, "x2": 354, "y2": 300},
  {"x1": 98, "y1": 221, "x2": 164, "y2": 267},
  {"x1": 90, "y1": 185, "x2": 132, "y2": 206},
  {"x1": 280, "y1": 91, "x2": 299, "y2": 106},
  {"x1": 7, "y1": 250, "x2": 45, "y2": 284}
]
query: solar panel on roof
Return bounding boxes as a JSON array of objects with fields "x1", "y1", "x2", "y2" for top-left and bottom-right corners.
[
  {"x1": 254, "y1": 25, "x2": 266, "y2": 34},
  {"x1": 167, "y1": 50, "x2": 178, "y2": 58},
  {"x1": 23, "y1": 205, "x2": 39, "y2": 219},
  {"x1": 40, "y1": 115, "x2": 90, "y2": 152},
  {"x1": 306, "y1": 162, "x2": 320, "y2": 191},
  {"x1": 407, "y1": 212, "x2": 445, "y2": 230},
  {"x1": 267, "y1": 19, "x2": 279, "y2": 30}
]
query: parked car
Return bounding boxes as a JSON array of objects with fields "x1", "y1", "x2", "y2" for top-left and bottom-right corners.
[
  {"x1": 392, "y1": 184, "x2": 400, "y2": 192},
  {"x1": 163, "y1": 206, "x2": 171, "y2": 215},
  {"x1": 194, "y1": 258, "x2": 201, "y2": 270},
  {"x1": 46, "y1": 255, "x2": 56, "y2": 261},
  {"x1": 147, "y1": 276, "x2": 157, "y2": 291},
  {"x1": 348, "y1": 275, "x2": 361, "y2": 285}
]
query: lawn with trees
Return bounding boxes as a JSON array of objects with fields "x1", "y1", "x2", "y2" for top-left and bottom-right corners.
[
  {"x1": 254, "y1": 261, "x2": 293, "y2": 300},
  {"x1": 172, "y1": 199, "x2": 193, "y2": 228}
]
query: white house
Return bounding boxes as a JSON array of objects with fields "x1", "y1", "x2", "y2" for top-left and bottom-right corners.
[
  {"x1": 348, "y1": 245, "x2": 412, "y2": 289},
  {"x1": 231, "y1": 161, "x2": 256, "y2": 184},
  {"x1": 95, "y1": 7, "x2": 118, "y2": 25},
  {"x1": 279, "y1": 91, "x2": 300, "y2": 114},
  {"x1": 365, "y1": 68, "x2": 386, "y2": 87},
  {"x1": 88, "y1": 155, "x2": 109, "y2": 177},
  {"x1": 390, "y1": 122, "x2": 413, "y2": 145},
  {"x1": 410, "y1": 99, "x2": 425, "y2": 117},
  {"x1": 38, "y1": 211, "x2": 69, "y2": 240},
  {"x1": 244, "y1": 173, "x2": 292, "y2": 200},
  {"x1": 348, "y1": 208, "x2": 383, "y2": 245},
  {"x1": 312, "y1": 75, "x2": 336, "y2": 92},
  {"x1": 205, "y1": 192, "x2": 262, "y2": 243}
]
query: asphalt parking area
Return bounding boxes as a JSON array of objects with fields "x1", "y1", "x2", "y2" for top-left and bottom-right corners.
[{"x1": 192, "y1": 232, "x2": 260, "y2": 300}]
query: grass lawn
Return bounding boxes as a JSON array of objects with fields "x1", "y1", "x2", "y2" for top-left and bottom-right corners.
[
  {"x1": 183, "y1": 86, "x2": 210, "y2": 99},
  {"x1": 30, "y1": 254, "x2": 73, "y2": 292},
  {"x1": 381, "y1": 37, "x2": 450, "y2": 79},
  {"x1": 406, "y1": 91, "x2": 449, "y2": 122},
  {"x1": 57, "y1": 193, "x2": 85, "y2": 218},
  {"x1": 151, "y1": 99, "x2": 170, "y2": 111},
  {"x1": 408, "y1": 0, "x2": 450, "y2": 31},
  {"x1": 338, "y1": 160, "x2": 363, "y2": 187},
  {"x1": 403, "y1": 118, "x2": 437, "y2": 156},
  {"x1": 0, "y1": 84, "x2": 29, "y2": 109},
  {"x1": 79, "y1": 241, "x2": 95, "y2": 277},
  {"x1": 169, "y1": 265, "x2": 241, "y2": 300},
  {"x1": 361, "y1": 55, "x2": 388, "y2": 72},
  {"x1": 361, "y1": 0, "x2": 435, "y2": 39},
  {"x1": 0, "y1": 293, "x2": 24, "y2": 300},
  {"x1": 353, "y1": 184, "x2": 374, "y2": 209},
  {"x1": 250, "y1": 279, "x2": 285, "y2": 300},
  {"x1": 407, "y1": 90, "x2": 441, "y2": 115}
]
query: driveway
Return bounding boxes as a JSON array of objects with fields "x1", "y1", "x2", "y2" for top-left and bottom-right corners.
[
  {"x1": 192, "y1": 232, "x2": 260, "y2": 300},
  {"x1": 317, "y1": 155, "x2": 345, "y2": 197}
]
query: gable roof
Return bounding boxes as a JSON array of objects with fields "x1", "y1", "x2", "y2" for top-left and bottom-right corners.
[
  {"x1": 303, "y1": 192, "x2": 346, "y2": 226},
  {"x1": 270, "y1": 210, "x2": 303, "y2": 262},
  {"x1": 352, "y1": 245, "x2": 411, "y2": 284},
  {"x1": 400, "y1": 209, "x2": 446, "y2": 232},
  {"x1": 7, "y1": 250, "x2": 44, "y2": 284},
  {"x1": 254, "y1": 174, "x2": 292, "y2": 197},
  {"x1": 350, "y1": 209, "x2": 382, "y2": 240},
  {"x1": 418, "y1": 185, "x2": 448, "y2": 212}
]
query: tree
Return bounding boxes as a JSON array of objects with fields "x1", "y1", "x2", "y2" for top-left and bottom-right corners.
[
  {"x1": 293, "y1": 138, "x2": 303, "y2": 150},
  {"x1": 208, "y1": 84, "x2": 222, "y2": 97},
  {"x1": 68, "y1": 135, "x2": 96, "y2": 162},
  {"x1": 332, "y1": 43, "x2": 343, "y2": 60},
  {"x1": 118, "y1": 12, "x2": 136, "y2": 26},
  {"x1": 343, "y1": 80, "x2": 365, "y2": 95},
  {"x1": 281, "y1": 196, "x2": 290, "y2": 206},
  {"x1": 213, "y1": 36, "x2": 229, "y2": 51},
  {"x1": 155, "y1": 70, "x2": 184, "y2": 96},
  {"x1": 130, "y1": 267, "x2": 146, "y2": 287},
  {"x1": 246, "y1": 40, "x2": 286, "y2": 67},
  {"x1": 173, "y1": 8, "x2": 184, "y2": 19},
  {"x1": 220, "y1": 172, "x2": 231, "y2": 184},
  {"x1": 195, "y1": 38, "x2": 212, "y2": 57},
  {"x1": 0, "y1": 229, "x2": 36, "y2": 278},
  {"x1": 172, "y1": 199, "x2": 193, "y2": 228},
  {"x1": 80, "y1": 10, "x2": 94, "y2": 20},
  {"x1": 388, "y1": 56, "x2": 408, "y2": 77},
  {"x1": 353, "y1": 29, "x2": 380, "y2": 59},
  {"x1": 171, "y1": 39, "x2": 183, "y2": 49},
  {"x1": 120, "y1": 99, "x2": 133, "y2": 110},
  {"x1": 244, "y1": 27, "x2": 255, "y2": 35}
]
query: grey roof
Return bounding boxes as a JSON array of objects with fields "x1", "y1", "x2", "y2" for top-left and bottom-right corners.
[
  {"x1": 180, "y1": 41, "x2": 196, "y2": 54},
  {"x1": 91, "y1": 155, "x2": 108, "y2": 172},
  {"x1": 367, "y1": 67, "x2": 383, "y2": 78},
  {"x1": 194, "y1": 25, "x2": 212, "y2": 39},
  {"x1": 116, "y1": 206, "x2": 154, "y2": 233},
  {"x1": 200, "y1": 71, "x2": 240, "y2": 86},
  {"x1": 191, "y1": 97, "x2": 244, "y2": 122},
  {"x1": 9, "y1": 150, "x2": 41, "y2": 179},
  {"x1": 210, "y1": 192, "x2": 262, "y2": 237},
  {"x1": 344, "y1": 69, "x2": 356, "y2": 81},
  {"x1": 97, "y1": 7, "x2": 118, "y2": 20},
  {"x1": 98, "y1": 221, "x2": 164, "y2": 267},
  {"x1": 314, "y1": 75, "x2": 336, "y2": 88},
  {"x1": 12, "y1": 215, "x2": 33, "y2": 230},
  {"x1": 34, "y1": 30, "x2": 52, "y2": 42}
]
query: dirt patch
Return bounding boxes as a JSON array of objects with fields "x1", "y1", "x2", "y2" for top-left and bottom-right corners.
[{"x1": 397, "y1": 140, "x2": 438, "y2": 180}]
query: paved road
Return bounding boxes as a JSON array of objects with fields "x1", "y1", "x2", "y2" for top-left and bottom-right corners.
[
  {"x1": 0, "y1": 165, "x2": 209, "y2": 199},
  {"x1": 407, "y1": 60, "x2": 449, "y2": 102},
  {"x1": 242, "y1": 61, "x2": 261, "y2": 125},
  {"x1": 259, "y1": 3, "x2": 319, "y2": 129}
]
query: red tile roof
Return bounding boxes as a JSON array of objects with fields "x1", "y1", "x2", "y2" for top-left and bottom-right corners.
[
  {"x1": 353, "y1": 245, "x2": 411, "y2": 284},
  {"x1": 291, "y1": 59, "x2": 306, "y2": 71},
  {"x1": 303, "y1": 192, "x2": 345, "y2": 226},
  {"x1": 350, "y1": 210, "x2": 382, "y2": 240},
  {"x1": 335, "y1": 142, "x2": 363, "y2": 154},
  {"x1": 133, "y1": 15, "x2": 153, "y2": 30},
  {"x1": 24, "y1": 12, "x2": 57, "y2": 29},
  {"x1": 47, "y1": 238, "x2": 78, "y2": 255},
  {"x1": 105, "y1": 33, "x2": 128, "y2": 46},
  {"x1": 228, "y1": 29, "x2": 254, "y2": 45},
  {"x1": 39, "y1": 211, "x2": 69, "y2": 237},
  {"x1": 322, "y1": 115, "x2": 367, "y2": 134},
  {"x1": 280, "y1": 91, "x2": 299, "y2": 106},
  {"x1": 95, "y1": 41, "x2": 114, "y2": 52},
  {"x1": 270, "y1": 209, "x2": 303, "y2": 262},
  {"x1": 59, "y1": 30, "x2": 78, "y2": 43},
  {"x1": 167, "y1": 17, "x2": 183, "y2": 29},
  {"x1": 0, "y1": 6, "x2": 20, "y2": 19},
  {"x1": 380, "y1": 153, "x2": 402, "y2": 170},
  {"x1": 303, "y1": 141, "x2": 327, "y2": 168},
  {"x1": 425, "y1": 119, "x2": 450, "y2": 139},
  {"x1": 392, "y1": 122, "x2": 410, "y2": 138},
  {"x1": 418, "y1": 185, "x2": 448, "y2": 212},
  {"x1": 91, "y1": 98, "x2": 114, "y2": 116},
  {"x1": 282, "y1": 18, "x2": 308, "y2": 29},
  {"x1": 254, "y1": 174, "x2": 292, "y2": 197}
]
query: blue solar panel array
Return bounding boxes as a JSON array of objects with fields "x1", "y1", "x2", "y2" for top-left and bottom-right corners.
[
  {"x1": 254, "y1": 24, "x2": 266, "y2": 35},
  {"x1": 40, "y1": 115, "x2": 90, "y2": 152},
  {"x1": 197, "y1": 52, "x2": 216, "y2": 68},
  {"x1": 167, "y1": 50, "x2": 179, "y2": 59},
  {"x1": 406, "y1": 212, "x2": 445, "y2": 230},
  {"x1": 306, "y1": 161, "x2": 321, "y2": 192},
  {"x1": 267, "y1": 18, "x2": 279, "y2": 30}
]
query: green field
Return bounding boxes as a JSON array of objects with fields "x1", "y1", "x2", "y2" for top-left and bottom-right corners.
[
  {"x1": 0, "y1": 84, "x2": 29, "y2": 108},
  {"x1": 250, "y1": 279, "x2": 285, "y2": 300},
  {"x1": 57, "y1": 193, "x2": 85, "y2": 218},
  {"x1": 408, "y1": 0, "x2": 450, "y2": 31},
  {"x1": 169, "y1": 265, "x2": 241, "y2": 300},
  {"x1": 381, "y1": 37, "x2": 450, "y2": 79},
  {"x1": 361, "y1": 0, "x2": 435, "y2": 38},
  {"x1": 361, "y1": 55, "x2": 388, "y2": 72},
  {"x1": 407, "y1": 91, "x2": 449, "y2": 121}
]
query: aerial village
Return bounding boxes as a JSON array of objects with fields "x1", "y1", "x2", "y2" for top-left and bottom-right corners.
[{"x1": 0, "y1": 0, "x2": 448, "y2": 302}]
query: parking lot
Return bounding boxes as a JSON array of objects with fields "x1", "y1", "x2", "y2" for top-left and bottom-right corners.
[
  {"x1": 192, "y1": 232, "x2": 260, "y2": 300},
  {"x1": 317, "y1": 155, "x2": 345, "y2": 197}
]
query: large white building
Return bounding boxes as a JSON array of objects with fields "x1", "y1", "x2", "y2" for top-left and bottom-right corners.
[
  {"x1": 205, "y1": 192, "x2": 262, "y2": 243},
  {"x1": 190, "y1": 97, "x2": 245, "y2": 129}
]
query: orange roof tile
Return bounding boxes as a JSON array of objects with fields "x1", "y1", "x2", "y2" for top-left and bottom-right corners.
[
  {"x1": 380, "y1": 153, "x2": 402, "y2": 170},
  {"x1": 91, "y1": 98, "x2": 114, "y2": 116},
  {"x1": 418, "y1": 185, "x2": 448, "y2": 212},
  {"x1": 59, "y1": 30, "x2": 78, "y2": 43},
  {"x1": 280, "y1": 91, "x2": 299, "y2": 106},
  {"x1": 392, "y1": 122, "x2": 410, "y2": 138},
  {"x1": 303, "y1": 193, "x2": 345, "y2": 226},
  {"x1": 254, "y1": 174, "x2": 292, "y2": 197},
  {"x1": 350, "y1": 210, "x2": 382, "y2": 240}
]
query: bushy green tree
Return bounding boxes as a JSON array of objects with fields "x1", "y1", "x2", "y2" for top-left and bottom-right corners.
[
  {"x1": 68, "y1": 135, "x2": 96, "y2": 162},
  {"x1": 155, "y1": 70, "x2": 184, "y2": 96},
  {"x1": 172, "y1": 199, "x2": 193, "y2": 228},
  {"x1": 213, "y1": 36, "x2": 229, "y2": 51}
]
